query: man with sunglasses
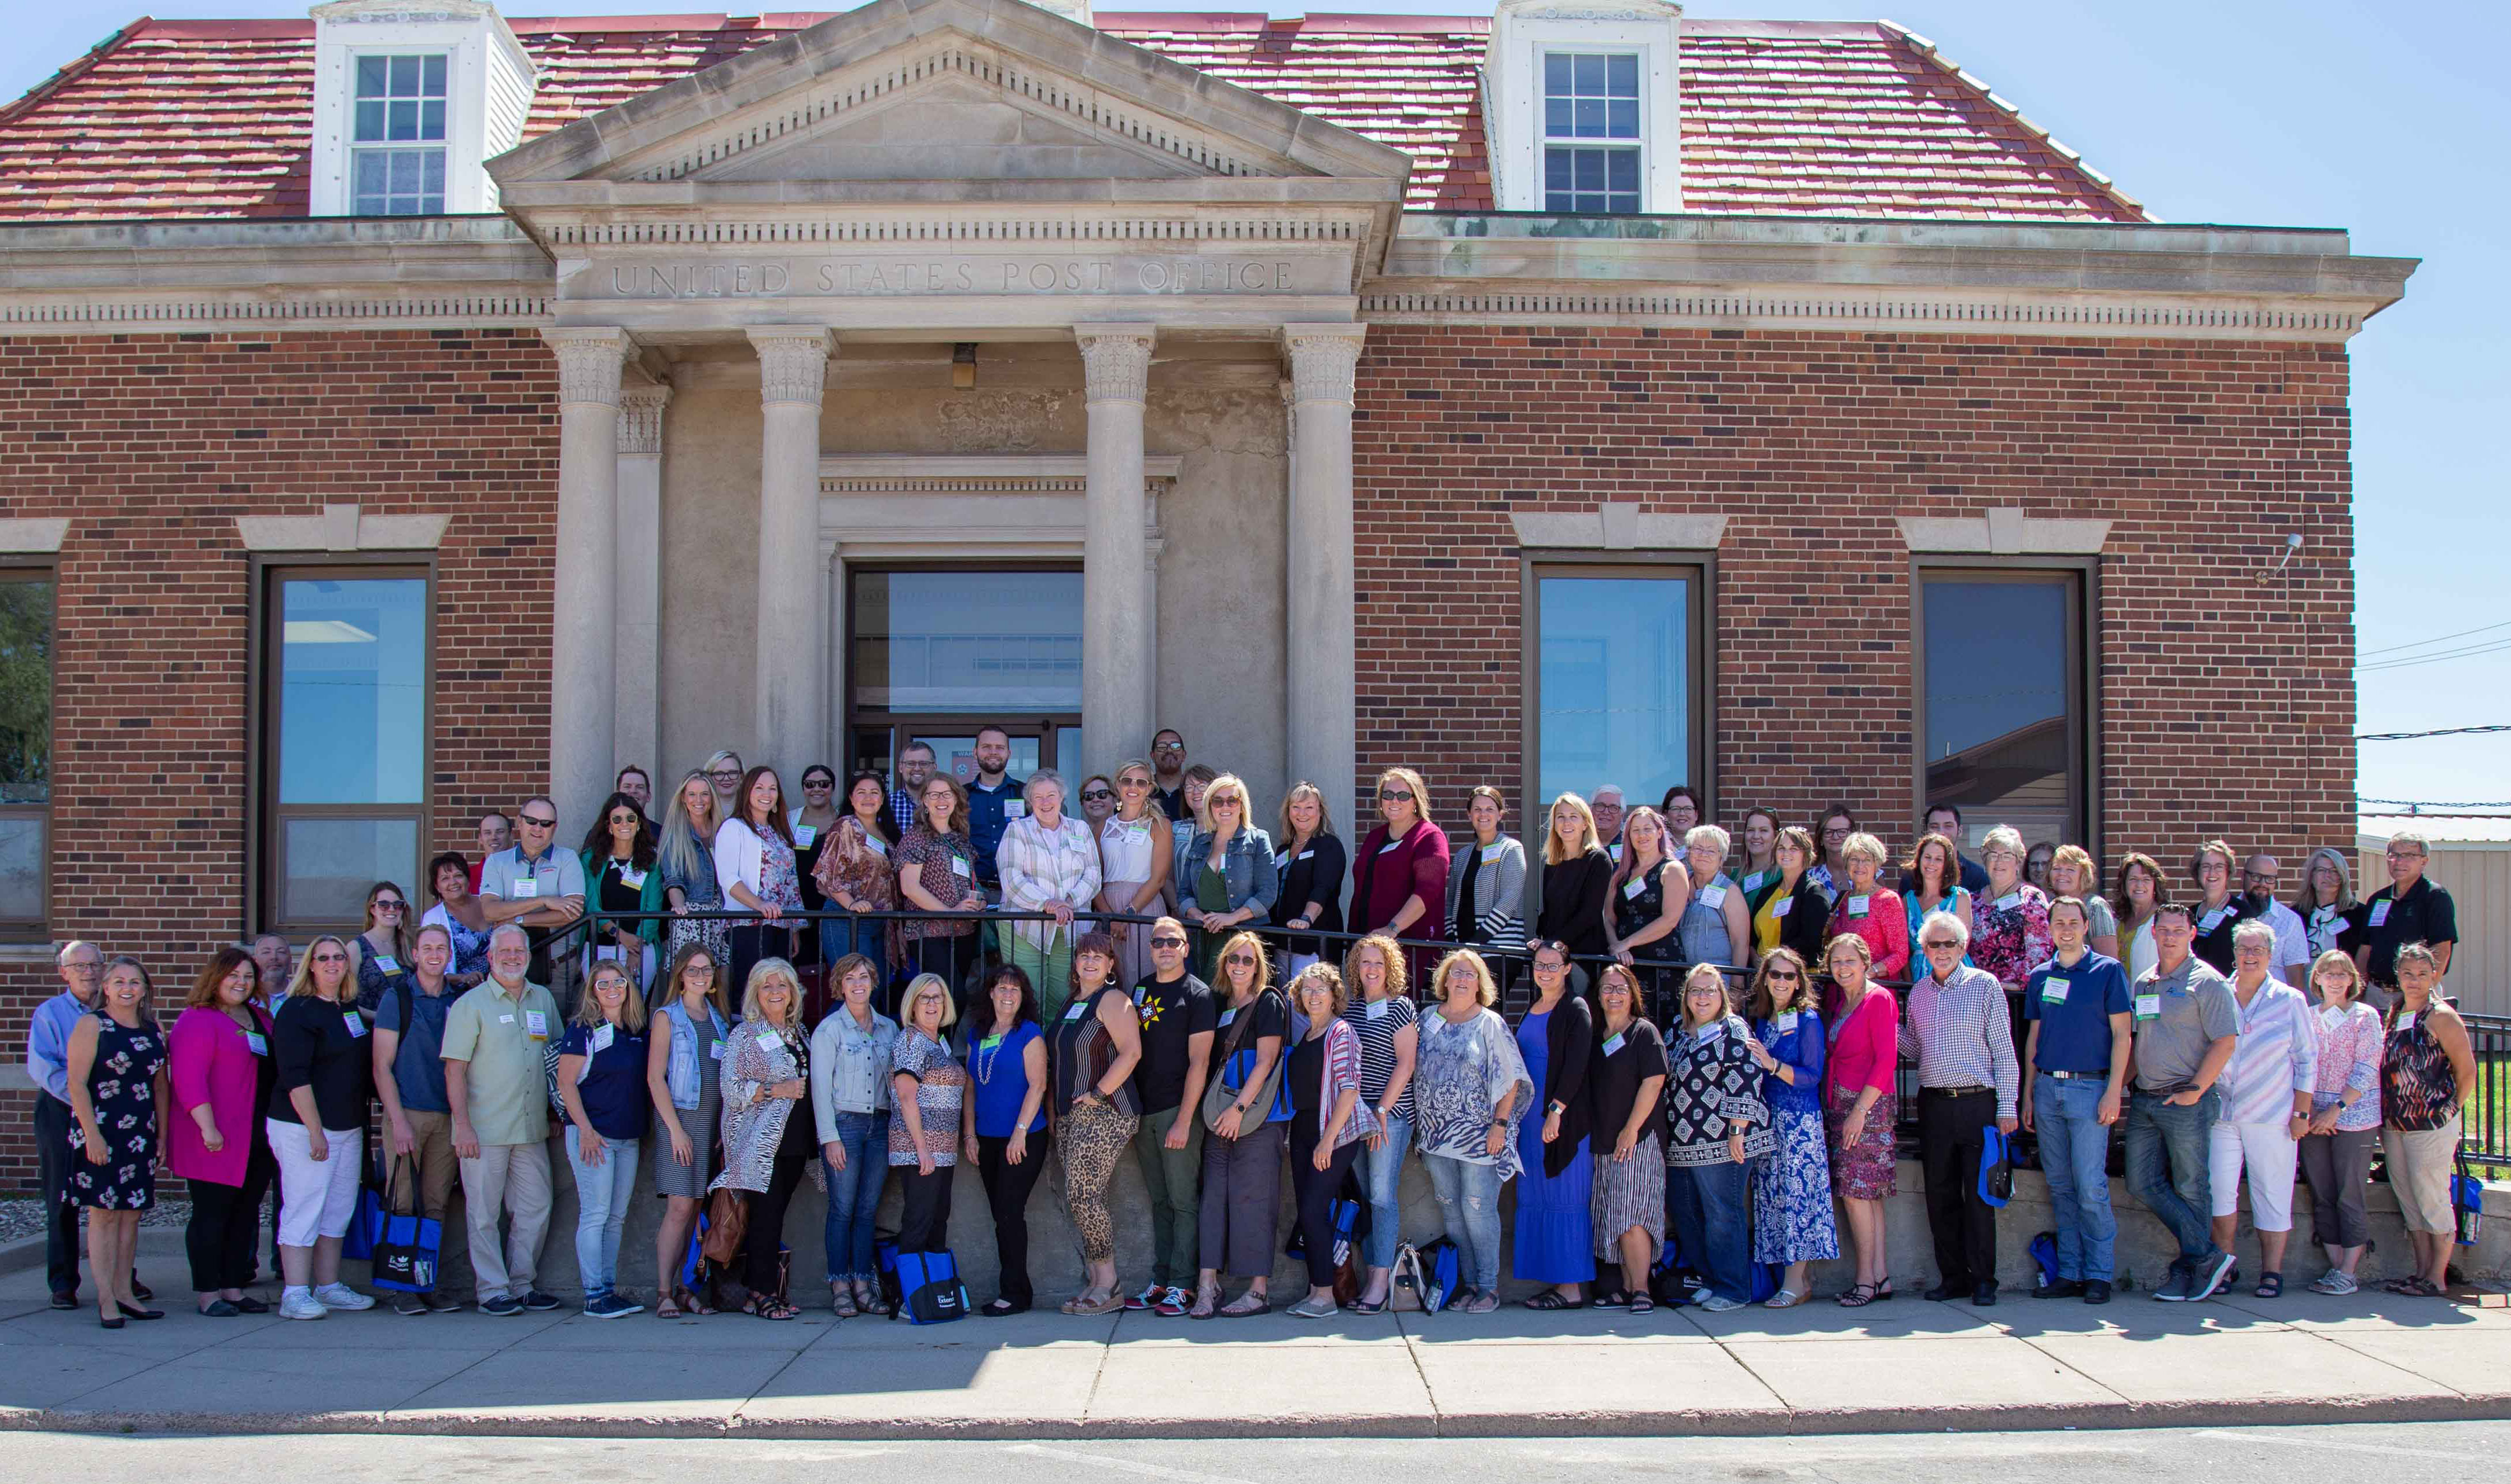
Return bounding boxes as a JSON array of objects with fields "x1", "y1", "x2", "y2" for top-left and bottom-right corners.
[
  {"x1": 479, "y1": 796, "x2": 587, "y2": 994},
  {"x1": 2019, "y1": 895, "x2": 2132, "y2": 1303},
  {"x1": 1125, "y1": 917, "x2": 1216, "y2": 1316},
  {"x1": 1148, "y1": 730, "x2": 1189, "y2": 821}
]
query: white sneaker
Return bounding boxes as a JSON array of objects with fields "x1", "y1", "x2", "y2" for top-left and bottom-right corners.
[
  {"x1": 1698, "y1": 1295, "x2": 1747, "y2": 1313},
  {"x1": 314, "y1": 1283, "x2": 376, "y2": 1312},
  {"x1": 278, "y1": 1288, "x2": 328, "y2": 1321}
]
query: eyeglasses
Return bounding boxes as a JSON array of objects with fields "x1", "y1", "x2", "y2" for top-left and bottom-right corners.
[
  {"x1": 313, "y1": 952, "x2": 349, "y2": 964},
  {"x1": 1153, "y1": 742, "x2": 1185, "y2": 754},
  {"x1": 1379, "y1": 789, "x2": 1413, "y2": 802},
  {"x1": 2385, "y1": 848, "x2": 2424, "y2": 861},
  {"x1": 686, "y1": 967, "x2": 716, "y2": 978},
  {"x1": 1150, "y1": 935, "x2": 1187, "y2": 949},
  {"x1": 709, "y1": 769, "x2": 742, "y2": 782},
  {"x1": 520, "y1": 815, "x2": 557, "y2": 829},
  {"x1": 1533, "y1": 960, "x2": 1567, "y2": 974}
]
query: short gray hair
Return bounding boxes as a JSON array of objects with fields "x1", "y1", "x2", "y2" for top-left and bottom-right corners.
[
  {"x1": 1685, "y1": 824, "x2": 1731, "y2": 858},
  {"x1": 1593, "y1": 784, "x2": 1625, "y2": 804},
  {"x1": 2232, "y1": 919, "x2": 2278, "y2": 953},
  {"x1": 1022, "y1": 769, "x2": 1065, "y2": 808},
  {"x1": 488, "y1": 923, "x2": 532, "y2": 953},
  {"x1": 1918, "y1": 912, "x2": 1973, "y2": 951},
  {"x1": 55, "y1": 939, "x2": 98, "y2": 967},
  {"x1": 1980, "y1": 825, "x2": 2026, "y2": 862}
]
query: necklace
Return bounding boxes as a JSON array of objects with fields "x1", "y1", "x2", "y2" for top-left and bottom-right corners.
[{"x1": 974, "y1": 1024, "x2": 1011, "y2": 1084}]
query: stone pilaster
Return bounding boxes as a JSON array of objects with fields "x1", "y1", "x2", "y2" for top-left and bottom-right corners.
[
  {"x1": 614, "y1": 379, "x2": 671, "y2": 783},
  {"x1": 540, "y1": 325, "x2": 631, "y2": 827},
  {"x1": 747, "y1": 328, "x2": 835, "y2": 780},
  {"x1": 1076, "y1": 323, "x2": 1157, "y2": 777},
  {"x1": 1281, "y1": 323, "x2": 1366, "y2": 821}
]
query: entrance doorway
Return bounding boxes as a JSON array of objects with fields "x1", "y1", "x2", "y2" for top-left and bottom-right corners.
[{"x1": 844, "y1": 565, "x2": 1084, "y2": 784}]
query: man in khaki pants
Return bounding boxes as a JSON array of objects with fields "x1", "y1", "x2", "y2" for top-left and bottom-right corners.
[
  {"x1": 442, "y1": 925, "x2": 564, "y2": 1316},
  {"x1": 372, "y1": 920, "x2": 465, "y2": 1314}
]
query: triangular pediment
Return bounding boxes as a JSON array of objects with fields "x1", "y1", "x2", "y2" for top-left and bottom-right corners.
[{"x1": 488, "y1": 0, "x2": 1415, "y2": 196}]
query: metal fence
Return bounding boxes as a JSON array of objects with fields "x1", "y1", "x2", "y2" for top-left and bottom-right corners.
[{"x1": 2462, "y1": 1013, "x2": 2511, "y2": 1170}]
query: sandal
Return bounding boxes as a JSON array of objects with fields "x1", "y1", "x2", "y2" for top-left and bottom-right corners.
[
  {"x1": 1219, "y1": 1290, "x2": 1271, "y2": 1318},
  {"x1": 1764, "y1": 1289, "x2": 1808, "y2": 1309},
  {"x1": 1871, "y1": 1279, "x2": 1895, "y2": 1302},
  {"x1": 743, "y1": 1294, "x2": 800, "y2": 1321},
  {"x1": 1189, "y1": 1279, "x2": 1220, "y2": 1320},
  {"x1": 673, "y1": 1285, "x2": 717, "y2": 1317},
  {"x1": 1836, "y1": 1283, "x2": 1879, "y2": 1309},
  {"x1": 1629, "y1": 1293, "x2": 1656, "y2": 1316},
  {"x1": 655, "y1": 1295, "x2": 686, "y2": 1319},
  {"x1": 2390, "y1": 1277, "x2": 2445, "y2": 1298},
  {"x1": 1348, "y1": 1296, "x2": 1388, "y2": 1315},
  {"x1": 2253, "y1": 1272, "x2": 2283, "y2": 1299},
  {"x1": 1063, "y1": 1289, "x2": 1123, "y2": 1316},
  {"x1": 1522, "y1": 1291, "x2": 1585, "y2": 1311},
  {"x1": 832, "y1": 1288, "x2": 860, "y2": 1318}
]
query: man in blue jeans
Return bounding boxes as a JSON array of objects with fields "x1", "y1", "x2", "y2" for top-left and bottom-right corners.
[
  {"x1": 2020, "y1": 896, "x2": 2132, "y2": 1303},
  {"x1": 2123, "y1": 903, "x2": 2239, "y2": 1302}
]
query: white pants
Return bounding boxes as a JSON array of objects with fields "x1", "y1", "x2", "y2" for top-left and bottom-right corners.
[
  {"x1": 2208, "y1": 1119, "x2": 2299, "y2": 1232},
  {"x1": 266, "y1": 1119, "x2": 365, "y2": 1247}
]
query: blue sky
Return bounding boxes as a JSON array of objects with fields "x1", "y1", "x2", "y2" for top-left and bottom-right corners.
[{"x1": 6, "y1": 1, "x2": 2502, "y2": 814}]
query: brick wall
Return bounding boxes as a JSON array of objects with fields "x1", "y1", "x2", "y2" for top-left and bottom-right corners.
[
  {"x1": 1351, "y1": 324, "x2": 2357, "y2": 882},
  {"x1": 0, "y1": 328, "x2": 558, "y2": 1191}
]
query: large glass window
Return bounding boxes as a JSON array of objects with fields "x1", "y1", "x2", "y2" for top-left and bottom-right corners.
[
  {"x1": 350, "y1": 53, "x2": 448, "y2": 215},
  {"x1": 846, "y1": 567, "x2": 1084, "y2": 781},
  {"x1": 264, "y1": 571, "x2": 428, "y2": 930},
  {"x1": 1918, "y1": 570, "x2": 2088, "y2": 850},
  {"x1": 0, "y1": 571, "x2": 53, "y2": 934},
  {"x1": 1531, "y1": 566, "x2": 1697, "y2": 815},
  {"x1": 1543, "y1": 51, "x2": 1642, "y2": 214}
]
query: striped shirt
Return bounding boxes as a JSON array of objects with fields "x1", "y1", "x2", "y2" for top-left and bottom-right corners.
[
  {"x1": 1898, "y1": 962, "x2": 2019, "y2": 1118},
  {"x1": 2215, "y1": 978, "x2": 2318, "y2": 1127},
  {"x1": 995, "y1": 813, "x2": 1104, "y2": 951}
]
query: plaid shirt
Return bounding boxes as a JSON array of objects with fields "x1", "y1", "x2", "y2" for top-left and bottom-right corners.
[
  {"x1": 888, "y1": 788, "x2": 920, "y2": 839},
  {"x1": 995, "y1": 813, "x2": 1103, "y2": 950},
  {"x1": 1900, "y1": 961, "x2": 2019, "y2": 1118}
]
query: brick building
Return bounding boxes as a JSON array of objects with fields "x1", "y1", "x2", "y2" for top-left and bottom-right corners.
[{"x1": 0, "y1": 0, "x2": 2409, "y2": 1191}]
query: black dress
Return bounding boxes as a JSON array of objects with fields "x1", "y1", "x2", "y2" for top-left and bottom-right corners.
[{"x1": 65, "y1": 1011, "x2": 166, "y2": 1211}]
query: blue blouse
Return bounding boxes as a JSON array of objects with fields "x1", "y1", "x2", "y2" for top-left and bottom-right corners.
[{"x1": 1753, "y1": 1009, "x2": 1827, "y2": 1116}]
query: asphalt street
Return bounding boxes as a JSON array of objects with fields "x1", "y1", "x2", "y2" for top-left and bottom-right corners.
[{"x1": 9, "y1": 1421, "x2": 2510, "y2": 1483}]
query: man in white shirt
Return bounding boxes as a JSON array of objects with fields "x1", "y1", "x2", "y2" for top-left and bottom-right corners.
[{"x1": 2243, "y1": 853, "x2": 2311, "y2": 986}]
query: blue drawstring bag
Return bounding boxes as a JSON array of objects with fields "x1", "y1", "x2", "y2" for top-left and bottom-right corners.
[
  {"x1": 1978, "y1": 1126, "x2": 2014, "y2": 1208},
  {"x1": 2029, "y1": 1230, "x2": 2062, "y2": 1291}
]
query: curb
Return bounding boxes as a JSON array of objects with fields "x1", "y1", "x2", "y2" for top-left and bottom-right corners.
[{"x1": 11, "y1": 1391, "x2": 2510, "y2": 1440}]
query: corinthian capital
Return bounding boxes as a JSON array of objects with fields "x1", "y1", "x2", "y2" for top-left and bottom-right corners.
[
  {"x1": 1074, "y1": 323, "x2": 1157, "y2": 404},
  {"x1": 617, "y1": 382, "x2": 672, "y2": 457},
  {"x1": 1281, "y1": 324, "x2": 1366, "y2": 406},
  {"x1": 746, "y1": 327, "x2": 835, "y2": 408},
  {"x1": 540, "y1": 326, "x2": 631, "y2": 407}
]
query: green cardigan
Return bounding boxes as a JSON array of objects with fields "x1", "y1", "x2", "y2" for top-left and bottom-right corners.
[{"x1": 580, "y1": 847, "x2": 666, "y2": 947}]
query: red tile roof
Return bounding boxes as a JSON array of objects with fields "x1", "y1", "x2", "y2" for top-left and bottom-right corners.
[{"x1": 0, "y1": 12, "x2": 2143, "y2": 223}]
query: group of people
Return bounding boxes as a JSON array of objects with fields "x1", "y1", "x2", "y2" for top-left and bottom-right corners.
[{"x1": 20, "y1": 719, "x2": 2482, "y2": 1325}]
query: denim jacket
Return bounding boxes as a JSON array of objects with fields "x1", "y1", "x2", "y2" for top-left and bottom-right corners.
[
  {"x1": 1176, "y1": 825, "x2": 1281, "y2": 919},
  {"x1": 658, "y1": 998, "x2": 733, "y2": 1111},
  {"x1": 811, "y1": 1004, "x2": 900, "y2": 1140}
]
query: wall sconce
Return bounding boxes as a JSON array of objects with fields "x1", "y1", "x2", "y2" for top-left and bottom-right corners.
[{"x1": 952, "y1": 342, "x2": 978, "y2": 390}]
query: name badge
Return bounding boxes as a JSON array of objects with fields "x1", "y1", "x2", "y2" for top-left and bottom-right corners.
[
  {"x1": 1742, "y1": 870, "x2": 1770, "y2": 893},
  {"x1": 499, "y1": 1013, "x2": 515, "y2": 1024},
  {"x1": 2041, "y1": 976, "x2": 2071, "y2": 1004},
  {"x1": 1622, "y1": 876, "x2": 1647, "y2": 901},
  {"x1": 373, "y1": 955, "x2": 401, "y2": 975},
  {"x1": 243, "y1": 1030, "x2": 268, "y2": 1057},
  {"x1": 2135, "y1": 993, "x2": 2162, "y2": 1020},
  {"x1": 525, "y1": 1009, "x2": 549, "y2": 1040},
  {"x1": 790, "y1": 826, "x2": 815, "y2": 848},
  {"x1": 1378, "y1": 839, "x2": 1402, "y2": 855},
  {"x1": 1217, "y1": 1008, "x2": 1237, "y2": 1028},
  {"x1": 1775, "y1": 1011, "x2": 1801, "y2": 1034},
  {"x1": 2396, "y1": 1010, "x2": 2416, "y2": 1033},
  {"x1": 950, "y1": 856, "x2": 973, "y2": 879},
  {"x1": 1366, "y1": 998, "x2": 1388, "y2": 1020},
  {"x1": 2367, "y1": 901, "x2": 2392, "y2": 928},
  {"x1": 1848, "y1": 894, "x2": 1870, "y2": 918},
  {"x1": 1697, "y1": 1023, "x2": 1726, "y2": 1045},
  {"x1": 1296, "y1": 850, "x2": 1315, "y2": 862},
  {"x1": 712, "y1": 1041, "x2": 727, "y2": 1060},
  {"x1": 2201, "y1": 908, "x2": 2227, "y2": 934},
  {"x1": 1608, "y1": 842, "x2": 1624, "y2": 863},
  {"x1": 1601, "y1": 1031, "x2": 1626, "y2": 1056},
  {"x1": 1000, "y1": 800, "x2": 1026, "y2": 821},
  {"x1": 342, "y1": 1009, "x2": 366, "y2": 1038},
  {"x1": 591, "y1": 1024, "x2": 614, "y2": 1054},
  {"x1": 1480, "y1": 843, "x2": 1504, "y2": 865},
  {"x1": 2319, "y1": 1004, "x2": 2344, "y2": 1030},
  {"x1": 1700, "y1": 885, "x2": 1727, "y2": 910},
  {"x1": 865, "y1": 835, "x2": 889, "y2": 857},
  {"x1": 980, "y1": 1034, "x2": 1003, "y2": 1052},
  {"x1": 1064, "y1": 1002, "x2": 1089, "y2": 1022},
  {"x1": 511, "y1": 877, "x2": 540, "y2": 899},
  {"x1": 1770, "y1": 897, "x2": 1793, "y2": 919}
]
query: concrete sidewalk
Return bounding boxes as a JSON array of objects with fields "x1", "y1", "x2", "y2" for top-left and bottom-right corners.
[{"x1": 2, "y1": 1235, "x2": 2507, "y2": 1439}]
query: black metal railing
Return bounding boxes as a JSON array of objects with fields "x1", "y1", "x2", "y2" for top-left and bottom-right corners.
[{"x1": 2461, "y1": 1012, "x2": 2510, "y2": 1171}]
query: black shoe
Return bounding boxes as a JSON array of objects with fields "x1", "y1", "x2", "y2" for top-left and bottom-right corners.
[
  {"x1": 98, "y1": 1316, "x2": 124, "y2": 1331},
  {"x1": 2084, "y1": 1280, "x2": 2113, "y2": 1305},
  {"x1": 978, "y1": 1298, "x2": 1030, "y2": 1317},
  {"x1": 117, "y1": 1302, "x2": 164, "y2": 1321},
  {"x1": 130, "y1": 1278, "x2": 154, "y2": 1302},
  {"x1": 519, "y1": 1290, "x2": 563, "y2": 1312},
  {"x1": 234, "y1": 1296, "x2": 270, "y2": 1314},
  {"x1": 49, "y1": 1291, "x2": 77, "y2": 1312},
  {"x1": 1971, "y1": 1283, "x2": 1998, "y2": 1307},
  {"x1": 1922, "y1": 1282, "x2": 1970, "y2": 1302},
  {"x1": 2035, "y1": 1279, "x2": 2087, "y2": 1300},
  {"x1": 199, "y1": 1299, "x2": 242, "y2": 1318}
]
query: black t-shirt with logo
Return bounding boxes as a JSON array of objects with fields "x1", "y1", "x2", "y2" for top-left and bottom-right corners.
[{"x1": 1128, "y1": 971, "x2": 1217, "y2": 1114}]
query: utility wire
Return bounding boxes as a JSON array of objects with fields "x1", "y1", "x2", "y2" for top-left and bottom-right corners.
[
  {"x1": 2357, "y1": 637, "x2": 2511, "y2": 674},
  {"x1": 2355, "y1": 724, "x2": 2511, "y2": 742},
  {"x1": 2358, "y1": 796, "x2": 2511, "y2": 810},
  {"x1": 2360, "y1": 618, "x2": 2511, "y2": 658}
]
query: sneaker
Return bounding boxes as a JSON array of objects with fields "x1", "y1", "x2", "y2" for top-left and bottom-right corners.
[
  {"x1": 2035, "y1": 1279, "x2": 2087, "y2": 1300},
  {"x1": 519, "y1": 1290, "x2": 564, "y2": 1312},
  {"x1": 278, "y1": 1289, "x2": 328, "y2": 1321},
  {"x1": 479, "y1": 1295, "x2": 523, "y2": 1317},
  {"x1": 2084, "y1": 1280, "x2": 2113, "y2": 1305},
  {"x1": 425, "y1": 1291, "x2": 463, "y2": 1313},
  {"x1": 392, "y1": 1291, "x2": 431, "y2": 1317},
  {"x1": 2310, "y1": 1270, "x2": 2359, "y2": 1296},
  {"x1": 1286, "y1": 1294, "x2": 1339, "y2": 1319},
  {"x1": 1125, "y1": 1283, "x2": 1161, "y2": 1312},
  {"x1": 585, "y1": 1292, "x2": 644, "y2": 1320},
  {"x1": 314, "y1": 1283, "x2": 375, "y2": 1312},
  {"x1": 1152, "y1": 1285, "x2": 1190, "y2": 1317},
  {"x1": 1698, "y1": 1295, "x2": 1747, "y2": 1313},
  {"x1": 2153, "y1": 1262, "x2": 2193, "y2": 1302},
  {"x1": 2187, "y1": 1251, "x2": 2237, "y2": 1302}
]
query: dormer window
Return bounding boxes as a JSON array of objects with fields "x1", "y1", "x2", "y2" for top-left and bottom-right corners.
[
  {"x1": 350, "y1": 53, "x2": 449, "y2": 215},
  {"x1": 1542, "y1": 52, "x2": 1641, "y2": 214}
]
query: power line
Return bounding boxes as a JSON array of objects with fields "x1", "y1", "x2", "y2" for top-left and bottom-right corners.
[
  {"x1": 2357, "y1": 637, "x2": 2511, "y2": 674},
  {"x1": 2358, "y1": 795, "x2": 2511, "y2": 810},
  {"x1": 2360, "y1": 618, "x2": 2511, "y2": 658},
  {"x1": 2355, "y1": 723, "x2": 2511, "y2": 742}
]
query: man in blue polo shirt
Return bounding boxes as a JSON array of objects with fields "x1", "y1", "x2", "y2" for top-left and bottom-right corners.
[
  {"x1": 962, "y1": 726, "x2": 1024, "y2": 894},
  {"x1": 2019, "y1": 894, "x2": 2132, "y2": 1304}
]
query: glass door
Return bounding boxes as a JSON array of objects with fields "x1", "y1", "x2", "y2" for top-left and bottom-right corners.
[{"x1": 846, "y1": 565, "x2": 1083, "y2": 786}]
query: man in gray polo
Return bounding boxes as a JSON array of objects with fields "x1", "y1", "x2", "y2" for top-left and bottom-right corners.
[
  {"x1": 479, "y1": 795, "x2": 586, "y2": 996},
  {"x1": 2123, "y1": 903, "x2": 2240, "y2": 1302}
]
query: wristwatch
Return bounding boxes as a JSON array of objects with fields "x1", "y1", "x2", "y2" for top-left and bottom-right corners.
[{"x1": 1546, "y1": 1100, "x2": 1568, "y2": 1118}]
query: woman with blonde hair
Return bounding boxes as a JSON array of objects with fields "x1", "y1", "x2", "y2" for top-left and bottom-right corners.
[
  {"x1": 1663, "y1": 962, "x2": 1772, "y2": 1312},
  {"x1": 657, "y1": 769, "x2": 732, "y2": 979},
  {"x1": 1095, "y1": 758, "x2": 1177, "y2": 991},
  {"x1": 702, "y1": 749, "x2": 746, "y2": 821},
  {"x1": 347, "y1": 880, "x2": 413, "y2": 1013},
  {"x1": 2296, "y1": 846, "x2": 2362, "y2": 961},
  {"x1": 263, "y1": 936, "x2": 375, "y2": 1320},
  {"x1": 1825, "y1": 931, "x2": 1898, "y2": 1306},
  {"x1": 1536, "y1": 793, "x2": 1615, "y2": 963},
  {"x1": 1181, "y1": 773, "x2": 1278, "y2": 984},
  {"x1": 1192, "y1": 928, "x2": 1292, "y2": 1318},
  {"x1": 646, "y1": 941, "x2": 731, "y2": 1317},
  {"x1": 1352, "y1": 766, "x2": 1451, "y2": 982},
  {"x1": 2048, "y1": 845, "x2": 2118, "y2": 960},
  {"x1": 65, "y1": 956, "x2": 171, "y2": 1328},
  {"x1": 710, "y1": 957, "x2": 818, "y2": 1320},
  {"x1": 1272, "y1": 780, "x2": 1347, "y2": 979},
  {"x1": 1823, "y1": 832, "x2": 1908, "y2": 983},
  {"x1": 557, "y1": 960, "x2": 651, "y2": 1317},
  {"x1": 1411, "y1": 949, "x2": 1532, "y2": 1314},
  {"x1": 890, "y1": 972, "x2": 968, "y2": 1257},
  {"x1": 1343, "y1": 934, "x2": 1419, "y2": 1312}
]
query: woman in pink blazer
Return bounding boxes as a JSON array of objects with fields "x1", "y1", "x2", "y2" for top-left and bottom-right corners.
[{"x1": 168, "y1": 947, "x2": 278, "y2": 1317}]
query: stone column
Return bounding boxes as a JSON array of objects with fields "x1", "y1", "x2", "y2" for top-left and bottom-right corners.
[
  {"x1": 540, "y1": 325, "x2": 631, "y2": 826},
  {"x1": 1076, "y1": 324, "x2": 1157, "y2": 776},
  {"x1": 747, "y1": 328, "x2": 835, "y2": 780},
  {"x1": 613, "y1": 380, "x2": 671, "y2": 783},
  {"x1": 1281, "y1": 324, "x2": 1367, "y2": 820}
]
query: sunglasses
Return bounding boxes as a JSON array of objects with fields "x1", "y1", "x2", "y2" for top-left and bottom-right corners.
[
  {"x1": 1223, "y1": 953, "x2": 1257, "y2": 967},
  {"x1": 1379, "y1": 789, "x2": 1413, "y2": 802},
  {"x1": 1150, "y1": 935, "x2": 1187, "y2": 949},
  {"x1": 1153, "y1": 742, "x2": 1185, "y2": 753},
  {"x1": 607, "y1": 812, "x2": 640, "y2": 825},
  {"x1": 1082, "y1": 789, "x2": 1115, "y2": 802},
  {"x1": 520, "y1": 815, "x2": 557, "y2": 829},
  {"x1": 1766, "y1": 968, "x2": 1801, "y2": 982},
  {"x1": 373, "y1": 900, "x2": 406, "y2": 912},
  {"x1": 313, "y1": 952, "x2": 349, "y2": 964},
  {"x1": 1923, "y1": 941, "x2": 1962, "y2": 952},
  {"x1": 803, "y1": 778, "x2": 834, "y2": 789}
]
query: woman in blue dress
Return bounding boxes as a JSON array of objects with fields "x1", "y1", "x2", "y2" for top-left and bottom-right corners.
[
  {"x1": 1511, "y1": 943, "x2": 1595, "y2": 1307},
  {"x1": 1744, "y1": 947, "x2": 1839, "y2": 1306}
]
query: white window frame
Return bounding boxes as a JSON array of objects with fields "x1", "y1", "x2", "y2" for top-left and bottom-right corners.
[
  {"x1": 308, "y1": 1, "x2": 536, "y2": 217},
  {"x1": 1538, "y1": 49, "x2": 1647, "y2": 215},
  {"x1": 344, "y1": 49, "x2": 452, "y2": 216},
  {"x1": 1486, "y1": 0, "x2": 1682, "y2": 215}
]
